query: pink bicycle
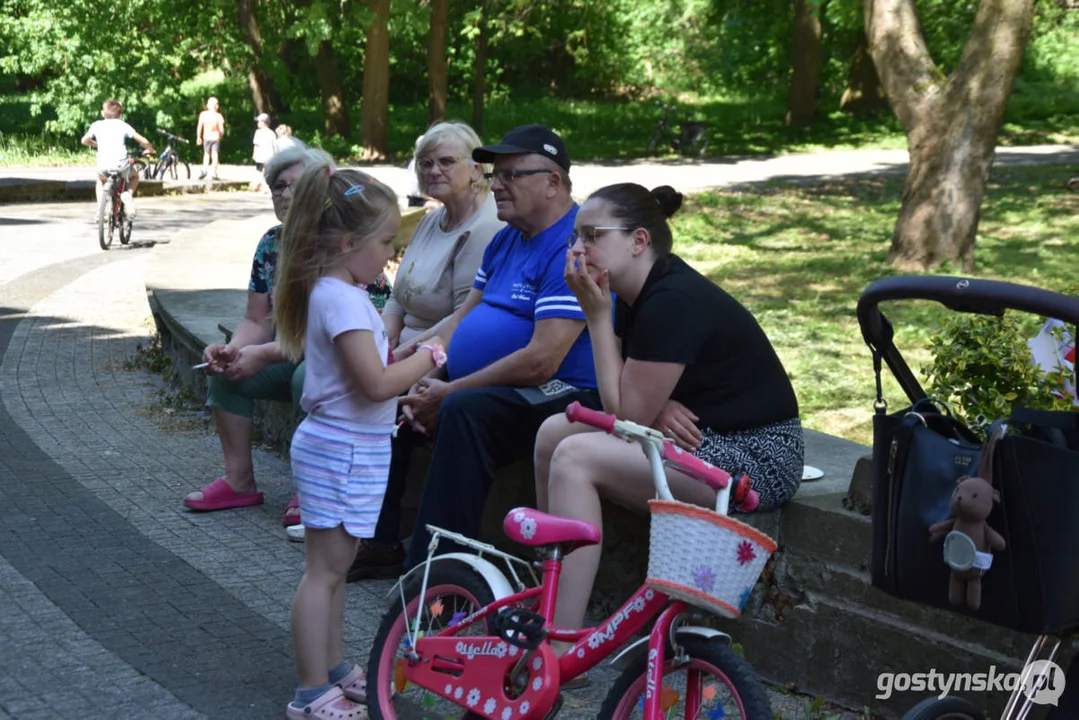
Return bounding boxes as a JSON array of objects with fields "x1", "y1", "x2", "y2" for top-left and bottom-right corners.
[{"x1": 366, "y1": 402, "x2": 777, "y2": 719}]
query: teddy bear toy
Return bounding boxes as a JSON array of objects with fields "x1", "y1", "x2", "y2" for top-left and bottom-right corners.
[{"x1": 928, "y1": 474, "x2": 1006, "y2": 611}]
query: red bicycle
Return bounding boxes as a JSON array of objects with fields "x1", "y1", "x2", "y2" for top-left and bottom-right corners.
[
  {"x1": 367, "y1": 402, "x2": 776, "y2": 719},
  {"x1": 97, "y1": 156, "x2": 146, "y2": 250}
]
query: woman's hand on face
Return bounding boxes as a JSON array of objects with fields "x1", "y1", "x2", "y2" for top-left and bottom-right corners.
[{"x1": 564, "y1": 248, "x2": 612, "y2": 320}]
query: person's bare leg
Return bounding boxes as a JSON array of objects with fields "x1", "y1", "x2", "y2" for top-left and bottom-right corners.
[
  {"x1": 185, "y1": 408, "x2": 257, "y2": 501},
  {"x1": 212, "y1": 150, "x2": 220, "y2": 178},
  {"x1": 292, "y1": 526, "x2": 360, "y2": 689},
  {"x1": 545, "y1": 433, "x2": 717, "y2": 638},
  {"x1": 533, "y1": 414, "x2": 599, "y2": 513}
]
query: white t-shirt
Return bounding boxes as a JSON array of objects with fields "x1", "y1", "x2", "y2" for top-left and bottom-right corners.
[
  {"x1": 301, "y1": 276, "x2": 396, "y2": 427},
  {"x1": 87, "y1": 118, "x2": 136, "y2": 171},
  {"x1": 253, "y1": 127, "x2": 276, "y2": 163}
]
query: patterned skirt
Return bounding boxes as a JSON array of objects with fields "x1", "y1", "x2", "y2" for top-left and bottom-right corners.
[
  {"x1": 694, "y1": 417, "x2": 804, "y2": 512},
  {"x1": 290, "y1": 414, "x2": 393, "y2": 539}
]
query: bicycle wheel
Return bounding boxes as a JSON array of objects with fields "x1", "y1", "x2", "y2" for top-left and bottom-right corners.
[
  {"x1": 367, "y1": 563, "x2": 497, "y2": 720},
  {"x1": 600, "y1": 635, "x2": 772, "y2": 720},
  {"x1": 119, "y1": 206, "x2": 133, "y2": 245},
  {"x1": 176, "y1": 159, "x2": 190, "y2": 180},
  {"x1": 97, "y1": 185, "x2": 114, "y2": 251},
  {"x1": 1068, "y1": 177, "x2": 1079, "y2": 193},
  {"x1": 141, "y1": 161, "x2": 157, "y2": 181},
  {"x1": 680, "y1": 124, "x2": 710, "y2": 158},
  {"x1": 647, "y1": 124, "x2": 665, "y2": 154},
  {"x1": 899, "y1": 696, "x2": 984, "y2": 719}
]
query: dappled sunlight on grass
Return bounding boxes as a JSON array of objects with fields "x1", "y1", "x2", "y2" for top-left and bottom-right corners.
[{"x1": 671, "y1": 164, "x2": 1079, "y2": 445}]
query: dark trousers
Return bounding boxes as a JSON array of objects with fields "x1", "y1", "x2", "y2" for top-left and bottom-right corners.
[{"x1": 380, "y1": 385, "x2": 600, "y2": 570}]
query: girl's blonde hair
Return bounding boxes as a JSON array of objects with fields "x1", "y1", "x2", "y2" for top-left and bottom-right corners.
[{"x1": 273, "y1": 164, "x2": 399, "y2": 362}]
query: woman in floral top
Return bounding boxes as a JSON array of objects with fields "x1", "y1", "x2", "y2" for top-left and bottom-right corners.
[{"x1": 184, "y1": 140, "x2": 392, "y2": 525}]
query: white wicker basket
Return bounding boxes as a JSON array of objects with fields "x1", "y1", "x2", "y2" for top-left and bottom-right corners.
[{"x1": 645, "y1": 499, "x2": 777, "y2": 618}]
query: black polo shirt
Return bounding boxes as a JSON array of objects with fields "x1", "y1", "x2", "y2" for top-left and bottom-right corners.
[{"x1": 613, "y1": 254, "x2": 799, "y2": 434}]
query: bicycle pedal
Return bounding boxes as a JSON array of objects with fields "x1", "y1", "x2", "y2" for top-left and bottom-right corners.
[{"x1": 491, "y1": 607, "x2": 547, "y2": 650}]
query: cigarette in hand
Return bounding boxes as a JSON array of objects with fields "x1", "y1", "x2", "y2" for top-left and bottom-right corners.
[{"x1": 191, "y1": 362, "x2": 210, "y2": 370}]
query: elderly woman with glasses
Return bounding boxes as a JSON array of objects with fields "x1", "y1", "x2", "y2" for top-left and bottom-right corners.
[
  {"x1": 381, "y1": 121, "x2": 504, "y2": 353},
  {"x1": 183, "y1": 140, "x2": 392, "y2": 526},
  {"x1": 532, "y1": 182, "x2": 804, "y2": 676}
]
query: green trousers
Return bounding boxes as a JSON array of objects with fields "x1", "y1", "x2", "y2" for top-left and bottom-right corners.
[{"x1": 206, "y1": 360, "x2": 306, "y2": 419}]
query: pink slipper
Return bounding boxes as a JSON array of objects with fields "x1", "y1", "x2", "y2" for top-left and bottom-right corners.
[
  {"x1": 183, "y1": 478, "x2": 264, "y2": 511},
  {"x1": 337, "y1": 665, "x2": 366, "y2": 703},
  {"x1": 286, "y1": 687, "x2": 368, "y2": 720},
  {"x1": 282, "y1": 493, "x2": 301, "y2": 527}
]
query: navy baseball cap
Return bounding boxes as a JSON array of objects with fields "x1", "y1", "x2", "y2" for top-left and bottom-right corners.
[{"x1": 472, "y1": 124, "x2": 570, "y2": 172}]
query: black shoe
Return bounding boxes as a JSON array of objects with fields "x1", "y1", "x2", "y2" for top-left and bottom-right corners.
[
  {"x1": 347, "y1": 540, "x2": 405, "y2": 582},
  {"x1": 198, "y1": 171, "x2": 207, "y2": 180}
]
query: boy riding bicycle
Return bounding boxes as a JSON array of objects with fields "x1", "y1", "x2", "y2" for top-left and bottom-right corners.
[{"x1": 80, "y1": 99, "x2": 155, "y2": 217}]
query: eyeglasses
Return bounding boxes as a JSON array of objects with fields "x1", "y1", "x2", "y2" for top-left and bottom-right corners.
[
  {"x1": 270, "y1": 180, "x2": 293, "y2": 196},
  {"x1": 418, "y1": 156, "x2": 463, "y2": 173},
  {"x1": 567, "y1": 226, "x2": 632, "y2": 248},
  {"x1": 483, "y1": 168, "x2": 552, "y2": 185}
]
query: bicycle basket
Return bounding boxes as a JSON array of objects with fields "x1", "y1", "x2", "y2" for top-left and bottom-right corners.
[{"x1": 645, "y1": 499, "x2": 776, "y2": 618}]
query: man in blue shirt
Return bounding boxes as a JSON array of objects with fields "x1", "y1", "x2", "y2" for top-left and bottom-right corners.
[{"x1": 349, "y1": 124, "x2": 604, "y2": 578}]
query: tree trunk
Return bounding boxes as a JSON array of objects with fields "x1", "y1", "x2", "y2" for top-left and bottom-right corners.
[
  {"x1": 427, "y1": 0, "x2": 449, "y2": 125},
  {"x1": 236, "y1": 0, "x2": 284, "y2": 116},
  {"x1": 839, "y1": 33, "x2": 888, "y2": 116},
  {"x1": 786, "y1": 0, "x2": 822, "y2": 126},
  {"x1": 472, "y1": 0, "x2": 488, "y2": 134},
  {"x1": 361, "y1": 0, "x2": 391, "y2": 159},
  {"x1": 314, "y1": 41, "x2": 350, "y2": 138},
  {"x1": 864, "y1": 0, "x2": 1036, "y2": 270}
]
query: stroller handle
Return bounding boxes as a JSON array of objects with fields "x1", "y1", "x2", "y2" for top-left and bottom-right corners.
[{"x1": 857, "y1": 275, "x2": 1079, "y2": 349}]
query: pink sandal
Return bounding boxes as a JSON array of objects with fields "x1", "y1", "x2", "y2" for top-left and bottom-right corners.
[
  {"x1": 337, "y1": 665, "x2": 366, "y2": 703},
  {"x1": 183, "y1": 478, "x2": 264, "y2": 512},
  {"x1": 286, "y1": 686, "x2": 367, "y2": 720},
  {"x1": 282, "y1": 493, "x2": 301, "y2": 527}
]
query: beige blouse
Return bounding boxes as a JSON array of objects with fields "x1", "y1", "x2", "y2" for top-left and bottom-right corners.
[{"x1": 384, "y1": 193, "x2": 504, "y2": 345}]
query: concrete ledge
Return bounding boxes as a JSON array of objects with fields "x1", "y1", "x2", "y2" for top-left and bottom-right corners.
[{"x1": 0, "y1": 176, "x2": 252, "y2": 204}]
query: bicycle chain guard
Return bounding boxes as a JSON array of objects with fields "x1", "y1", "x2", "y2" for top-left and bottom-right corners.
[{"x1": 491, "y1": 607, "x2": 547, "y2": 651}]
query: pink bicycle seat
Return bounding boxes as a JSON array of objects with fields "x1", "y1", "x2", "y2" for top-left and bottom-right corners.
[{"x1": 503, "y1": 508, "x2": 601, "y2": 550}]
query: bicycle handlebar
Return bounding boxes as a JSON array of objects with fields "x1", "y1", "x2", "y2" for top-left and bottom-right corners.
[
  {"x1": 564, "y1": 402, "x2": 760, "y2": 512},
  {"x1": 157, "y1": 129, "x2": 190, "y2": 143}
]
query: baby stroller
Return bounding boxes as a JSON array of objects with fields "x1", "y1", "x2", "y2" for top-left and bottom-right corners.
[{"x1": 856, "y1": 275, "x2": 1079, "y2": 720}]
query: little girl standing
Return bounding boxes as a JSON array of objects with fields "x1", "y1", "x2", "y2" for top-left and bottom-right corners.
[{"x1": 273, "y1": 163, "x2": 447, "y2": 719}]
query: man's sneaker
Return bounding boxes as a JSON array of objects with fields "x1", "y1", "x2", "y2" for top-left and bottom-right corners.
[
  {"x1": 347, "y1": 540, "x2": 405, "y2": 582},
  {"x1": 198, "y1": 171, "x2": 208, "y2": 180}
]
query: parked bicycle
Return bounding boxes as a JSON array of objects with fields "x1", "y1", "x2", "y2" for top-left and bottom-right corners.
[
  {"x1": 647, "y1": 101, "x2": 710, "y2": 158},
  {"x1": 367, "y1": 401, "x2": 774, "y2": 719},
  {"x1": 98, "y1": 156, "x2": 147, "y2": 250},
  {"x1": 144, "y1": 129, "x2": 191, "y2": 181}
]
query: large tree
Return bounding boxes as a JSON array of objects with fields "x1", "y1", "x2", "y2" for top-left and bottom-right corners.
[
  {"x1": 427, "y1": 0, "x2": 449, "y2": 125},
  {"x1": 786, "y1": 0, "x2": 822, "y2": 125},
  {"x1": 865, "y1": 0, "x2": 1036, "y2": 271},
  {"x1": 361, "y1": 0, "x2": 390, "y2": 159}
]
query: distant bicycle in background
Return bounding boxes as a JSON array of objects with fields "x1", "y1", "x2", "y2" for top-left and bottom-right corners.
[
  {"x1": 144, "y1": 129, "x2": 191, "y2": 181},
  {"x1": 647, "y1": 101, "x2": 710, "y2": 158},
  {"x1": 99, "y1": 156, "x2": 147, "y2": 250}
]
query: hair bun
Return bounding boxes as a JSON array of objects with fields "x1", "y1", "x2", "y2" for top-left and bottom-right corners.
[{"x1": 651, "y1": 186, "x2": 683, "y2": 219}]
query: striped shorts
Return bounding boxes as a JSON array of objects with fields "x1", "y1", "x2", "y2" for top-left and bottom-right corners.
[
  {"x1": 694, "y1": 417, "x2": 805, "y2": 512},
  {"x1": 289, "y1": 414, "x2": 393, "y2": 539}
]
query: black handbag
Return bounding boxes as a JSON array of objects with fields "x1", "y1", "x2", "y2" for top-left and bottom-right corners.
[{"x1": 858, "y1": 275, "x2": 1079, "y2": 635}]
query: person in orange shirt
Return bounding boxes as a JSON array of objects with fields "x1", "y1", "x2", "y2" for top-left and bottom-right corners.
[{"x1": 196, "y1": 96, "x2": 226, "y2": 180}]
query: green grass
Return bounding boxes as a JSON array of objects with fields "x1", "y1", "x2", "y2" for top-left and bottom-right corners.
[{"x1": 670, "y1": 164, "x2": 1079, "y2": 446}]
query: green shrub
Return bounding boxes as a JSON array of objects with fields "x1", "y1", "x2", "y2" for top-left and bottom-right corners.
[{"x1": 923, "y1": 313, "x2": 1074, "y2": 437}]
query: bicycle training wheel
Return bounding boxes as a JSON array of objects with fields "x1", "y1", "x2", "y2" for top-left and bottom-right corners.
[
  {"x1": 97, "y1": 188, "x2": 114, "y2": 251},
  {"x1": 366, "y1": 563, "x2": 497, "y2": 720},
  {"x1": 899, "y1": 696, "x2": 984, "y2": 720},
  {"x1": 600, "y1": 635, "x2": 772, "y2": 720}
]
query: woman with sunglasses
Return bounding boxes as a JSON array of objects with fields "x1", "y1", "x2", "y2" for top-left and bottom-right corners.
[{"x1": 532, "y1": 182, "x2": 803, "y2": 672}]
